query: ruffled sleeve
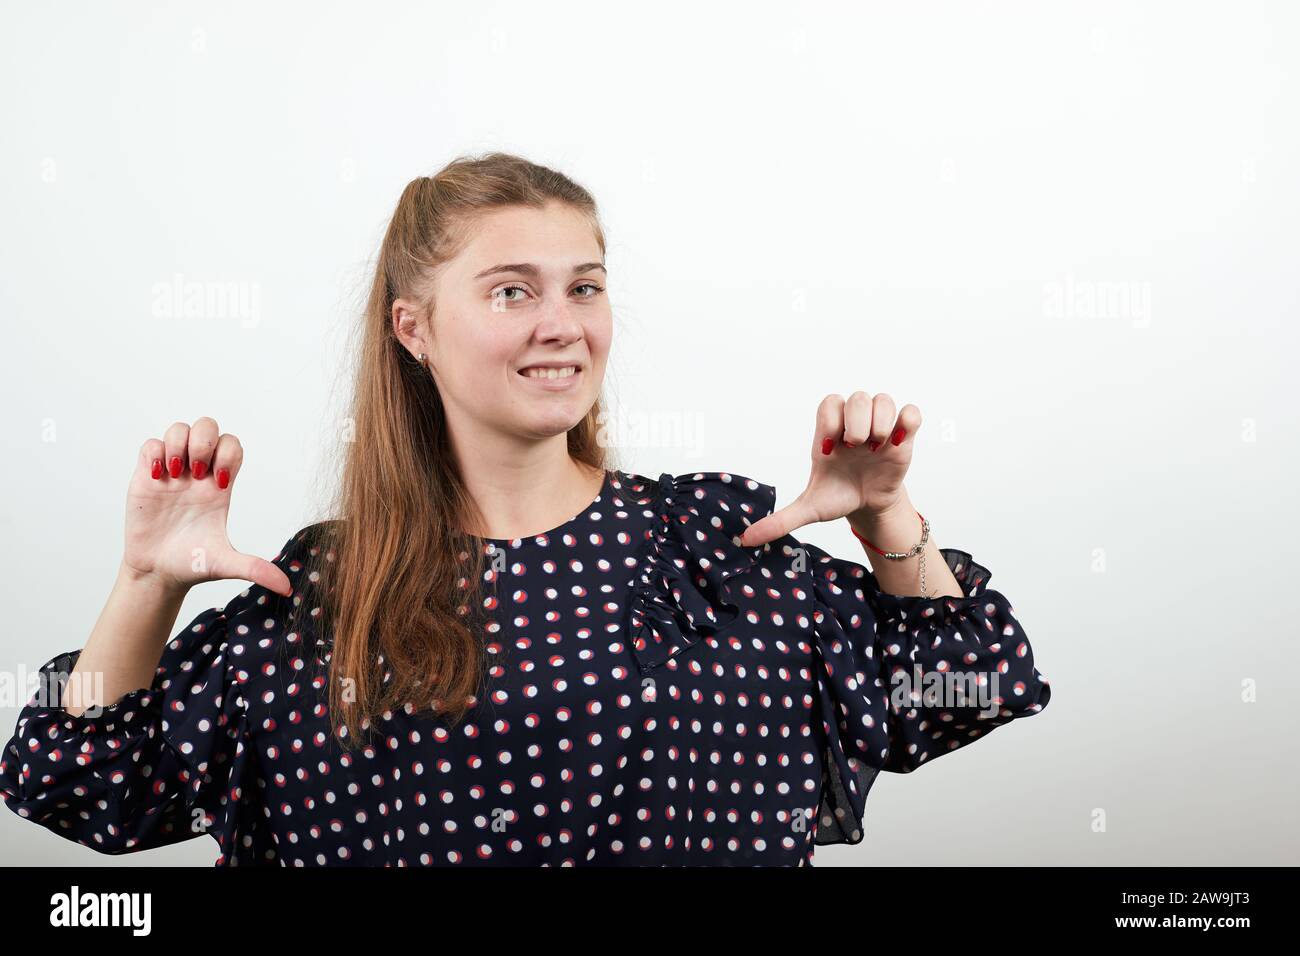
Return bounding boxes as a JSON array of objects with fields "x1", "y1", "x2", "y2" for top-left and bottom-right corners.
[
  {"x1": 0, "y1": 526, "x2": 319, "y2": 856},
  {"x1": 803, "y1": 540, "x2": 1052, "y2": 845},
  {"x1": 626, "y1": 471, "x2": 775, "y2": 673}
]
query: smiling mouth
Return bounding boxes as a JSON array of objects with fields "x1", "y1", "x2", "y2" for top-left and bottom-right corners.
[{"x1": 517, "y1": 365, "x2": 581, "y2": 380}]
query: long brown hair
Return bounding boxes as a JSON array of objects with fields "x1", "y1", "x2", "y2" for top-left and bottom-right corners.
[{"x1": 290, "y1": 152, "x2": 613, "y2": 752}]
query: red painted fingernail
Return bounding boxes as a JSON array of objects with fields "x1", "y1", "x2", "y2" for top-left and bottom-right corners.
[
  {"x1": 821, "y1": 437, "x2": 834, "y2": 455},
  {"x1": 867, "y1": 439, "x2": 881, "y2": 452},
  {"x1": 216, "y1": 468, "x2": 230, "y2": 489},
  {"x1": 150, "y1": 458, "x2": 162, "y2": 480},
  {"x1": 192, "y1": 460, "x2": 208, "y2": 480},
  {"x1": 891, "y1": 425, "x2": 906, "y2": 445},
  {"x1": 168, "y1": 456, "x2": 182, "y2": 478}
]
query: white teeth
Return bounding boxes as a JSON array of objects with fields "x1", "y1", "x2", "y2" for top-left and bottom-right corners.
[{"x1": 522, "y1": 366, "x2": 577, "y2": 379}]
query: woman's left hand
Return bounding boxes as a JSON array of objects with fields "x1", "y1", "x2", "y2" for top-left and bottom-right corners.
[{"x1": 737, "y1": 392, "x2": 921, "y2": 548}]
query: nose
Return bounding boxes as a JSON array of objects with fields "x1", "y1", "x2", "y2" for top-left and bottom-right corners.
[{"x1": 531, "y1": 301, "x2": 584, "y2": 347}]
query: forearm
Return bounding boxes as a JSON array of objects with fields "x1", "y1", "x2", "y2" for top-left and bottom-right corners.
[
  {"x1": 845, "y1": 488, "x2": 963, "y2": 599},
  {"x1": 61, "y1": 564, "x2": 189, "y2": 717}
]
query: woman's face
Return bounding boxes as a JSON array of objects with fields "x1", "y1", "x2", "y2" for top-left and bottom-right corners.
[{"x1": 397, "y1": 201, "x2": 612, "y2": 446}]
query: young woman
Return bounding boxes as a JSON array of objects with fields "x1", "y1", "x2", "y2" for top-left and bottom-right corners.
[{"x1": 0, "y1": 152, "x2": 1050, "y2": 866}]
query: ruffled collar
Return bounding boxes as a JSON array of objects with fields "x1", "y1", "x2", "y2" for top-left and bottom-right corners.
[{"x1": 623, "y1": 471, "x2": 777, "y2": 673}]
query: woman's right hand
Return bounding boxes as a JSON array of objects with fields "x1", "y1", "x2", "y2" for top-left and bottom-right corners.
[{"x1": 121, "y1": 417, "x2": 293, "y2": 598}]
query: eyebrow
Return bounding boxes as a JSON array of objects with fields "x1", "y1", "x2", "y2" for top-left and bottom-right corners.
[{"x1": 473, "y1": 262, "x2": 607, "y2": 280}]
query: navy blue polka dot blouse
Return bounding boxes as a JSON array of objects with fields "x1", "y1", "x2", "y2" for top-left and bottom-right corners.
[{"x1": 1, "y1": 469, "x2": 1051, "y2": 865}]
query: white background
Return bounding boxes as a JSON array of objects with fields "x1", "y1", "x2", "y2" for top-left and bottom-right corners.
[{"x1": 1, "y1": 0, "x2": 1296, "y2": 865}]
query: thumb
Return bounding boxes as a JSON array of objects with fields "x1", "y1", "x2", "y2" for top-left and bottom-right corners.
[
  {"x1": 226, "y1": 549, "x2": 295, "y2": 598},
  {"x1": 738, "y1": 497, "x2": 819, "y2": 549}
]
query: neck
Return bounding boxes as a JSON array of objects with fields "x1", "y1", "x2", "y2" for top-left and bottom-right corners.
[{"x1": 455, "y1": 439, "x2": 605, "y2": 539}]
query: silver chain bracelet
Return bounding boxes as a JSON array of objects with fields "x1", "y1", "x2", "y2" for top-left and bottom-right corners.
[{"x1": 850, "y1": 511, "x2": 933, "y2": 599}]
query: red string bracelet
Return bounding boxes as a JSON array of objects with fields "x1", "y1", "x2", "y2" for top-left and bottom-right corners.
[
  {"x1": 850, "y1": 509, "x2": 933, "y2": 597},
  {"x1": 849, "y1": 510, "x2": 927, "y2": 557}
]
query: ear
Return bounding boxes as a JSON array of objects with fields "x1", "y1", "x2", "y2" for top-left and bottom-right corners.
[{"x1": 392, "y1": 298, "x2": 428, "y2": 357}]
